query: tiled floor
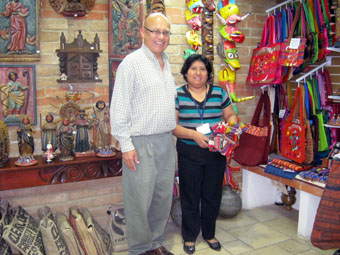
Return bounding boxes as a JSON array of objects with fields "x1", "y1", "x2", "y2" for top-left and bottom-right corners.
[{"x1": 117, "y1": 204, "x2": 338, "y2": 255}]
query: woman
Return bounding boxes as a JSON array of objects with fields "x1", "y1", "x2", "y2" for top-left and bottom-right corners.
[{"x1": 173, "y1": 54, "x2": 238, "y2": 254}]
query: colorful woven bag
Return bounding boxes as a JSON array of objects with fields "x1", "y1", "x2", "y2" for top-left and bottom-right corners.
[{"x1": 281, "y1": 86, "x2": 306, "y2": 164}]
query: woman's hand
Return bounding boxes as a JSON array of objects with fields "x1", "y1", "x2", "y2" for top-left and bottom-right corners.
[{"x1": 192, "y1": 131, "x2": 209, "y2": 148}]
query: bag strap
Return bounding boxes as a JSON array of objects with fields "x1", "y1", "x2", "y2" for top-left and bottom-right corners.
[
  {"x1": 303, "y1": 82, "x2": 311, "y2": 120},
  {"x1": 287, "y1": 2, "x2": 302, "y2": 41},
  {"x1": 306, "y1": 80, "x2": 316, "y2": 115},
  {"x1": 317, "y1": 72, "x2": 326, "y2": 107},
  {"x1": 288, "y1": 86, "x2": 303, "y2": 124},
  {"x1": 323, "y1": 69, "x2": 332, "y2": 96},
  {"x1": 260, "y1": 15, "x2": 276, "y2": 46},
  {"x1": 251, "y1": 91, "x2": 270, "y2": 126}
]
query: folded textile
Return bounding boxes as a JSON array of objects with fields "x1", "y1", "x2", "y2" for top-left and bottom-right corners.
[{"x1": 264, "y1": 163, "x2": 299, "y2": 180}]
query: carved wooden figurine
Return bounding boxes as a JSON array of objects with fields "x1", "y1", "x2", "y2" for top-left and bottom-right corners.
[{"x1": 15, "y1": 115, "x2": 38, "y2": 166}]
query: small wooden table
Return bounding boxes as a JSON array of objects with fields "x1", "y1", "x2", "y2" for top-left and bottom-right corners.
[{"x1": 0, "y1": 153, "x2": 122, "y2": 191}]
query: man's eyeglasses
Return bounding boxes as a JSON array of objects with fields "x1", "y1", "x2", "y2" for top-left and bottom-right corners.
[{"x1": 144, "y1": 27, "x2": 171, "y2": 37}]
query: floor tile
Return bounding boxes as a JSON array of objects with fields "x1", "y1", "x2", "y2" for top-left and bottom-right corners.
[
  {"x1": 228, "y1": 222, "x2": 290, "y2": 249},
  {"x1": 216, "y1": 211, "x2": 259, "y2": 231},
  {"x1": 238, "y1": 245, "x2": 293, "y2": 255},
  {"x1": 244, "y1": 205, "x2": 298, "y2": 223},
  {"x1": 113, "y1": 204, "x2": 331, "y2": 255},
  {"x1": 276, "y1": 239, "x2": 311, "y2": 254},
  {"x1": 223, "y1": 240, "x2": 254, "y2": 254},
  {"x1": 264, "y1": 216, "x2": 299, "y2": 238}
]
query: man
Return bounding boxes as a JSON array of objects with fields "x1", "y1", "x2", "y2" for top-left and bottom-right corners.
[{"x1": 110, "y1": 13, "x2": 176, "y2": 255}]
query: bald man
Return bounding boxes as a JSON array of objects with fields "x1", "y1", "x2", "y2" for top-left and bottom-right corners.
[{"x1": 110, "y1": 13, "x2": 176, "y2": 255}]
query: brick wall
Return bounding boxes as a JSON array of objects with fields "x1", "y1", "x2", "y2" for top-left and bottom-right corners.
[{"x1": 0, "y1": 0, "x2": 276, "y2": 225}]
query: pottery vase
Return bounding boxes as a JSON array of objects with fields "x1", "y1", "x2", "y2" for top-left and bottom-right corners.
[{"x1": 219, "y1": 185, "x2": 242, "y2": 218}]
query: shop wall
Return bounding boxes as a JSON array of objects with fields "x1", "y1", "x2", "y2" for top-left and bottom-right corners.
[
  {"x1": 1, "y1": 0, "x2": 272, "y2": 158},
  {"x1": 0, "y1": 0, "x2": 274, "y2": 224}
]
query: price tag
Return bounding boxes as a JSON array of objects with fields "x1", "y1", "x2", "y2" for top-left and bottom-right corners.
[
  {"x1": 196, "y1": 123, "x2": 211, "y2": 134},
  {"x1": 279, "y1": 109, "x2": 286, "y2": 119},
  {"x1": 289, "y1": 38, "x2": 301, "y2": 50}
]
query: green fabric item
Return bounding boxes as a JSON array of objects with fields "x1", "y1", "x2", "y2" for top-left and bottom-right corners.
[
  {"x1": 310, "y1": 79, "x2": 328, "y2": 151},
  {"x1": 303, "y1": 1, "x2": 319, "y2": 64}
]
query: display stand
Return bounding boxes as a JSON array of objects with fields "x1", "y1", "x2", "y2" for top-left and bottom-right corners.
[
  {"x1": 0, "y1": 153, "x2": 122, "y2": 191},
  {"x1": 241, "y1": 166, "x2": 323, "y2": 239}
]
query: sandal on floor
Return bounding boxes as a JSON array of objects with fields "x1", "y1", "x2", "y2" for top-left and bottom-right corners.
[
  {"x1": 183, "y1": 242, "x2": 195, "y2": 254},
  {"x1": 204, "y1": 239, "x2": 221, "y2": 251}
]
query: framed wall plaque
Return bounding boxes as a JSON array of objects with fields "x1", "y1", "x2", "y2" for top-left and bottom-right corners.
[
  {"x1": 108, "y1": 0, "x2": 143, "y2": 59},
  {"x1": 0, "y1": 64, "x2": 37, "y2": 126},
  {"x1": 0, "y1": 0, "x2": 40, "y2": 62}
]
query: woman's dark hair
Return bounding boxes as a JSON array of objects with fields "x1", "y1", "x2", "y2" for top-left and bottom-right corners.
[{"x1": 180, "y1": 54, "x2": 212, "y2": 83}]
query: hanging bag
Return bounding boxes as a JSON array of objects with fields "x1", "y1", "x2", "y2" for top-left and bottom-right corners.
[
  {"x1": 233, "y1": 91, "x2": 271, "y2": 166},
  {"x1": 281, "y1": 86, "x2": 306, "y2": 164},
  {"x1": 246, "y1": 15, "x2": 282, "y2": 86},
  {"x1": 280, "y1": 3, "x2": 306, "y2": 67}
]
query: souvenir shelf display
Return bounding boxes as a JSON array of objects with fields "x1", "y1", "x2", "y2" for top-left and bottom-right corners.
[{"x1": 56, "y1": 30, "x2": 102, "y2": 84}]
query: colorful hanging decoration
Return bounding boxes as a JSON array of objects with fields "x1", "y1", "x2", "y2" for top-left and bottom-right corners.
[
  {"x1": 184, "y1": 0, "x2": 215, "y2": 59},
  {"x1": 216, "y1": 0, "x2": 254, "y2": 113},
  {"x1": 216, "y1": 0, "x2": 249, "y2": 43},
  {"x1": 216, "y1": 40, "x2": 255, "y2": 104},
  {"x1": 208, "y1": 121, "x2": 247, "y2": 157}
]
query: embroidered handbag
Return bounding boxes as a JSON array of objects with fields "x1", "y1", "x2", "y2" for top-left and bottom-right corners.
[
  {"x1": 281, "y1": 86, "x2": 306, "y2": 164},
  {"x1": 233, "y1": 91, "x2": 271, "y2": 166},
  {"x1": 280, "y1": 3, "x2": 306, "y2": 67},
  {"x1": 246, "y1": 15, "x2": 282, "y2": 86}
]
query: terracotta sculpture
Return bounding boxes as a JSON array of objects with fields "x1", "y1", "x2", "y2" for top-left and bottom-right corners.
[{"x1": 15, "y1": 115, "x2": 37, "y2": 166}]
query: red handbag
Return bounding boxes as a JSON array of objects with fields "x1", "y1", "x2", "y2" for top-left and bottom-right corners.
[
  {"x1": 281, "y1": 86, "x2": 306, "y2": 164},
  {"x1": 246, "y1": 15, "x2": 282, "y2": 86},
  {"x1": 280, "y1": 3, "x2": 306, "y2": 67},
  {"x1": 233, "y1": 91, "x2": 271, "y2": 166}
]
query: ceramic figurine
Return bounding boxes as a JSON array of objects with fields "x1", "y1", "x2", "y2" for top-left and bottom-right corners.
[
  {"x1": 45, "y1": 143, "x2": 54, "y2": 163},
  {"x1": 74, "y1": 109, "x2": 94, "y2": 157},
  {"x1": 15, "y1": 115, "x2": 38, "y2": 166},
  {"x1": 58, "y1": 118, "x2": 75, "y2": 161},
  {"x1": 93, "y1": 100, "x2": 118, "y2": 157},
  {"x1": 41, "y1": 113, "x2": 58, "y2": 154}
]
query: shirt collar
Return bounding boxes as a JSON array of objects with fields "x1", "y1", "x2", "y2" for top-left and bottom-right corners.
[{"x1": 141, "y1": 44, "x2": 169, "y2": 62}]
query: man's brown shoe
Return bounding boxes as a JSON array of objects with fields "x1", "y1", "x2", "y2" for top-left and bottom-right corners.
[{"x1": 146, "y1": 246, "x2": 174, "y2": 255}]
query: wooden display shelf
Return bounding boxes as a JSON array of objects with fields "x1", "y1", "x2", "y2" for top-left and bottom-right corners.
[
  {"x1": 243, "y1": 165, "x2": 324, "y2": 197},
  {"x1": 0, "y1": 153, "x2": 122, "y2": 191}
]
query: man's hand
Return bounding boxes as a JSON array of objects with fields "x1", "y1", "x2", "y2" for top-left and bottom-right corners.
[{"x1": 122, "y1": 150, "x2": 140, "y2": 171}]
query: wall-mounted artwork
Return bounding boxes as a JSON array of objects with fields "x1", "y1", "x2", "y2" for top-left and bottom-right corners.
[
  {"x1": 0, "y1": 65, "x2": 37, "y2": 126},
  {"x1": 109, "y1": 59, "x2": 121, "y2": 104},
  {"x1": 0, "y1": 0, "x2": 40, "y2": 62},
  {"x1": 109, "y1": 0, "x2": 143, "y2": 59},
  {"x1": 48, "y1": 0, "x2": 95, "y2": 17}
]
